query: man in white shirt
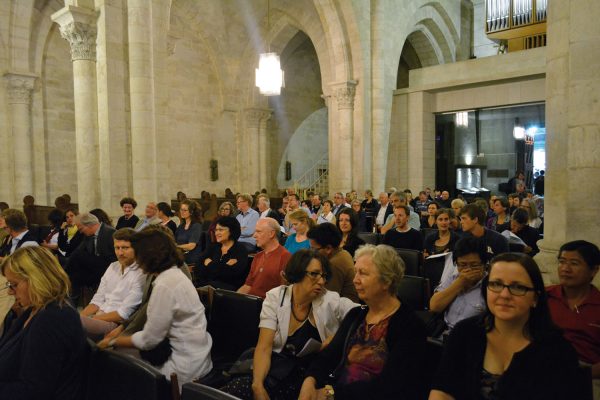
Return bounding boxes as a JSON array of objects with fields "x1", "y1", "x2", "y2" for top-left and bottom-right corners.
[
  {"x1": 375, "y1": 192, "x2": 393, "y2": 232},
  {"x1": 257, "y1": 194, "x2": 279, "y2": 220},
  {"x1": 80, "y1": 228, "x2": 145, "y2": 338},
  {"x1": 134, "y1": 202, "x2": 161, "y2": 231}
]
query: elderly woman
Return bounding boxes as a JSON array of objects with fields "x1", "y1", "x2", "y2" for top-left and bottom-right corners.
[
  {"x1": 317, "y1": 200, "x2": 336, "y2": 225},
  {"x1": 336, "y1": 208, "x2": 365, "y2": 258},
  {"x1": 423, "y1": 208, "x2": 460, "y2": 257},
  {"x1": 284, "y1": 209, "x2": 315, "y2": 255},
  {"x1": 222, "y1": 249, "x2": 358, "y2": 400},
  {"x1": 430, "y1": 253, "x2": 584, "y2": 400},
  {"x1": 197, "y1": 216, "x2": 249, "y2": 290},
  {"x1": 104, "y1": 228, "x2": 212, "y2": 387},
  {"x1": 116, "y1": 197, "x2": 139, "y2": 229},
  {"x1": 175, "y1": 199, "x2": 204, "y2": 266},
  {"x1": 156, "y1": 202, "x2": 177, "y2": 235},
  {"x1": 547, "y1": 241, "x2": 600, "y2": 386},
  {"x1": 0, "y1": 247, "x2": 88, "y2": 399},
  {"x1": 208, "y1": 201, "x2": 236, "y2": 244},
  {"x1": 299, "y1": 244, "x2": 428, "y2": 399},
  {"x1": 429, "y1": 237, "x2": 488, "y2": 334}
]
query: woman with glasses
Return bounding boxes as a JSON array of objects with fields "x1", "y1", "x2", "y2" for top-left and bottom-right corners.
[
  {"x1": 0, "y1": 247, "x2": 88, "y2": 399},
  {"x1": 175, "y1": 199, "x2": 203, "y2": 266},
  {"x1": 222, "y1": 249, "x2": 358, "y2": 400},
  {"x1": 197, "y1": 216, "x2": 248, "y2": 290},
  {"x1": 430, "y1": 252, "x2": 584, "y2": 400},
  {"x1": 207, "y1": 201, "x2": 236, "y2": 244},
  {"x1": 299, "y1": 244, "x2": 428, "y2": 400},
  {"x1": 429, "y1": 237, "x2": 488, "y2": 334}
]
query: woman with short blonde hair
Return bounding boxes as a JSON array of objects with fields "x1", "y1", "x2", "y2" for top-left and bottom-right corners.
[{"x1": 0, "y1": 247, "x2": 87, "y2": 399}]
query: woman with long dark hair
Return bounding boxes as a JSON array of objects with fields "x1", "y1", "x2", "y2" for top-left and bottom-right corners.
[{"x1": 336, "y1": 208, "x2": 365, "y2": 258}]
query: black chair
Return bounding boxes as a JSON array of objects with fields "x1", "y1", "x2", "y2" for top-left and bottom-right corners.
[
  {"x1": 397, "y1": 275, "x2": 431, "y2": 311},
  {"x1": 357, "y1": 232, "x2": 380, "y2": 245},
  {"x1": 422, "y1": 255, "x2": 447, "y2": 295},
  {"x1": 86, "y1": 346, "x2": 170, "y2": 400},
  {"x1": 181, "y1": 382, "x2": 242, "y2": 400},
  {"x1": 207, "y1": 289, "x2": 263, "y2": 365},
  {"x1": 395, "y1": 248, "x2": 423, "y2": 276}
]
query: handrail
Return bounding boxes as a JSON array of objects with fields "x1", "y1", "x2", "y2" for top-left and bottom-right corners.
[{"x1": 293, "y1": 152, "x2": 329, "y2": 195}]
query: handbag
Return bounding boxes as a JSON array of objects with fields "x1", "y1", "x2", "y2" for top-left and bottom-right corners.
[
  {"x1": 139, "y1": 337, "x2": 172, "y2": 367},
  {"x1": 227, "y1": 347, "x2": 298, "y2": 390}
]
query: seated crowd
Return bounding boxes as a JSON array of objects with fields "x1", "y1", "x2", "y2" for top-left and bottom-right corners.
[{"x1": 0, "y1": 185, "x2": 597, "y2": 400}]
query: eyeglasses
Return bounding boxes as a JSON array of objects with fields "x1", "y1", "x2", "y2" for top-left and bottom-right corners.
[
  {"x1": 487, "y1": 280, "x2": 535, "y2": 296},
  {"x1": 306, "y1": 271, "x2": 328, "y2": 281},
  {"x1": 4, "y1": 281, "x2": 23, "y2": 291},
  {"x1": 456, "y1": 263, "x2": 484, "y2": 270}
]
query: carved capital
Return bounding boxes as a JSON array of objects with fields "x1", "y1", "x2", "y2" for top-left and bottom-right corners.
[
  {"x1": 333, "y1": 81, "x2": 357, "y2": 110},
  {"x1": 52, "y1": 6, "x2": 98, "y2": 61},
  {"x1": 4, "y1": 73, "x2": 36, "y2": 104},
  {"x1": 245, "y1": 108, "x2": 272, "y2": 129}
]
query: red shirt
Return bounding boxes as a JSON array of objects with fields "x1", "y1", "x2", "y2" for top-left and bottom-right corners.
[
  {"x1": 547, "y1": 284, "x2": 600, "y2": 364},
  {"x1": 244, "y1": 245, "x2": 291, "y2": 298}
]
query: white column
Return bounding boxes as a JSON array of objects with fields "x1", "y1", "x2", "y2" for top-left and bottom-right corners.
[
  {"x1": 258, "y1": 110, "x2": 273, "y2": 190},
  {"x1": 128, "y1": 0, "x2": 158, "y2": 206},
  {"x1": 535, "y1": 0, "x2": 600, "y2": 287},
  {"x1": 407, "y1": 91, "x2": 435, "y2": 191},
  {"x1": 330, "y1": 81, "x2": 356, "y2": 194},
  {"x1": 52, "y1": 5, "x2": 100, "y2": 212},
  {"x1": 244, "y1": 109, "x2": 267, "y2": 193},
  {"x1": 4, "y1": 73, "x2": 36, "y2": 203}
]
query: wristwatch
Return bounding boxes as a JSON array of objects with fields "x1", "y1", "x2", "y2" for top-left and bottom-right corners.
[{"x1": 324, "y1": 385, "x2": 334, "y2": 399}]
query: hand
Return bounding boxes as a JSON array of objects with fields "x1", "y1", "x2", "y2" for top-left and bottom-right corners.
[
  {"x1": 61, "y1": 221, "x2": 68, "y2": 229},
  {"x1": 104, "y1": 325, "x2": 124, "y2": 340},
  {"x1": 226, "y1": 259, "x2": 238, "y2": 266},
  {"x1": 251, "y1": 383, "x2": 270, "y2": 400},
  {"x1": 204, "y1": 258, "x2": 212, "y2": 266},
  {"x1": 458, "y1": 268, "x2": 484, "y2": 289},
  {"x1": 298, "y1": 378, "x2": 318, "y2": 400},
  {"x1": 97, "y1": 337, "x2": 112, "y2": 349}
]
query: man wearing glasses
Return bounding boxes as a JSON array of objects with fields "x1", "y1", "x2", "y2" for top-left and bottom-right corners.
[
  {"x1": 235, "y1": 193, "x2": 259, "y2": 252},
  {"x1": 429, "y1": 237, "x2": 489, "y2": 335}
]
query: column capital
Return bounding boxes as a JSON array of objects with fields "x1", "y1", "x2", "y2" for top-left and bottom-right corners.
[
  {"x1": 330, "y1": 80, "x2": 358, "y2": 110},
  {"x1": 245, "y1": 108, "x2": 272, "y2": 128},
  {"x1": 4, "y1": 73, "x2": 37, "y2": 104},
  {"x1": 52, "y1": 5, "x2": 98, "y2": 61}
]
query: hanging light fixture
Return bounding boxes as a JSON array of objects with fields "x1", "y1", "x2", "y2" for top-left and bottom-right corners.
[
  {"x1": 256, "y1": 0, "x2": 284, "y2": 96},
  {"x1": 513, "y1": 118, "x2": 525, "y2": 140}
]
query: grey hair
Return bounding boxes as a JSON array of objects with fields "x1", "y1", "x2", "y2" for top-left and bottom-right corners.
[
  {"x1": 258, "y1": 196, "x2": 270, "y2": 207},
  {"x1": 354, "y1": 244, "x2": 405, "y2": 295},
  {"x1": 77, "y1": 212, "x2": 100, "y2": 226},
  {"x1": 391, "y1": 191, "x2": 406, "y2": 202},
  {"x1": 262, "y1": 217, "x2": 281, "y2": 233}
]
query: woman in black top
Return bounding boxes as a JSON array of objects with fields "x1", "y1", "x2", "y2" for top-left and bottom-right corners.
[
  {"x1": 488, "y1": 198, "x2": 510, "y2": 233},
  {"x1": 175, "y1": 199, "x2": 203, "y2": 266},
  {"x1": 423, "y1": 208, "x2": 459, "y2": 257},
  {"x1": 509, "y1": 209, "x2": 540, "y2": 256},
  {"x1": 157, "y1": 202, "x2": 177, "y2": 235},
  {"x1": 430, "y1": 253, "x2": 583, "y2": 400},
  {"x1": 336, "y1": 208, "x2": 365, "y2": 257},
  {"x1": 197, "y1": 216, "x2": 249, "y2": 290},
  {"x1": 115, "y1": 197, "x2": 139, "y2": 229},
  {"x1": 56, "y1": 207, "x2": 83, "y2": 265},
  {"x1": 0, "y1": 247, "x2": 88, "y2": 399}
]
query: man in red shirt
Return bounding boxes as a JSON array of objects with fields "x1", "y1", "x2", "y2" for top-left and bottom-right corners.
[
  {"x1": 547, "y1": 240, "x2": 600, "y2": 385},
  {"x1": 237, "y1": 218, "x2": 291, "y2": 298}
]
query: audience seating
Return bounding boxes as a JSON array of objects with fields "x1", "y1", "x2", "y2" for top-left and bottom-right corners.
[
  {"x1": 395, "y1": 248, "x2": 423, "y2": 276},
  {"x1": 397, "y1": 275, "x2": 431, "y2": 311},
  {"x1": 420, "y1": 228, "x2": 437, "y2": 240},
  {"x1": 86, "y1": 342, "x2": 172, "y2": 400},
  {"x1": 357, "y1": 232, "x2": 380, "y2": 245},
  {"x1": 181, "y1": 382, "x2": 241, "y2": 400},
  {"x1": 422, "y1": 255, "x2": 447, "y2": 294},
  {"x1": 206, "y1": 289, "x2": 263, "y2": 365}
]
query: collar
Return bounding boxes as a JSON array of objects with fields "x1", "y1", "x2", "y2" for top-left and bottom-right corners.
[
  {"x1": 547, "y1": 284, "x2": 600, "y2": 306},
  {"x1": 13, "y1": 230, "x2": 29, "y2": 241}
]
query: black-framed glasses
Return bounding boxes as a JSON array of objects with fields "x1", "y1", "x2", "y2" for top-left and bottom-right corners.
[
  {"x1": 306, "y1": 271, "x2": 328, "y2": 281},
  {"x1": 487, "y1": 280, "x2": 535, "y2": 296}
]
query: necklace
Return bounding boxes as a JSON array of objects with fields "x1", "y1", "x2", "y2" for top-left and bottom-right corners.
[{"x1": 291, "y1": 292, "x2": 312, "y2": 322}]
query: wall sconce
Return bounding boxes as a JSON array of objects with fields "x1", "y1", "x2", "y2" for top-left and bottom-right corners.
[
  {"x1": 210, "y1": 159, "x2": 218, "y2": 181},
  {"x1": 285, "y1": 161, "x2": 291, "y2": 181}
]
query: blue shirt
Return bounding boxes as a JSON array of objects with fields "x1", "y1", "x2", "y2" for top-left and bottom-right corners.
[
  {"x1": 284, "y1": 233, "x2": 311, "y2": 255},
  {"x1": 236, "y1": 208, "x2": 259, "y2": 246},
  {"x1": 435, "y1": 264, "x2": 486, "y2": 330}
]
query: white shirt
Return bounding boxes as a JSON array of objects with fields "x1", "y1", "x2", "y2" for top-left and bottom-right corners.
[
  {"x1": 260, "y1": 209, "x2": 270, "y2": 219},
  {"x1": 131, "y1": 267, "x2": 212, "y2": 386},
  {"x1": 376, "y1": 203, "x2": 388, "y2": 225},
  {"x1": 10, "y1": 230, "x2": 39, "y2": 254},
  {"x1": 259, "y1": 285, "x2": 359, "y2": 353},
  {"x1": 90, "y1": 261, "x2": 145, "y2": 319}
]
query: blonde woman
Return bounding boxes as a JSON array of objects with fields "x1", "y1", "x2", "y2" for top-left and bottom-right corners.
[
  {"x1": 0, "y1": 247, "x2": 87, "y2": 399},
  {"x1": 284, "y1": 209, "x2": 315, "y2": 255}
]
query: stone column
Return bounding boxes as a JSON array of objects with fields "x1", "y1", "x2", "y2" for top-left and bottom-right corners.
[
  {"x1": 128, "y1": 0, "x2": 159, "y2": 207},
  {"x1": 4, "y1": 73, "x2": 36, "y2": 202},
  {"x1": 258, "y1": 110, "x2": 273, "y2": 191},
  {"x1": 407, "y1": 91, "x2": 435, "y2": 191},
  {"x1": 244, "y1": 109, "x2": 268, "y2": 193},
  {"x1": 535, "y1": 0, "x2": 600, "y2": 287},
  {"x1": 52, "y1": 5, "x2": 100, "y2": 212},
  {"x1": 330, "y1": 81, "x2": 357, "y2": 194}
]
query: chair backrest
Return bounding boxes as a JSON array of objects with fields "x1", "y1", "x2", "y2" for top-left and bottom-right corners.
[
  {"x1": 395, "y1": 248, "x2": 422, "y2": 276},
  {"x1": 397, "y1": 275, "x2": 431, "y2": 311},
  {"x1": 357, "y1": 232, "x2": 380, "y2": 245},
  {"x1": 86, "y1": 347, "x2": 170, "y2": 400},
  {"x1": 207, "y1": 289, "x2": 263, "y2": 364},
  {"x1": 422, "y1": 256, "x2": 447, "y2": 294},
  {"x1": 181, "y1": 382, "x2": 241, "y2": 400}
]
